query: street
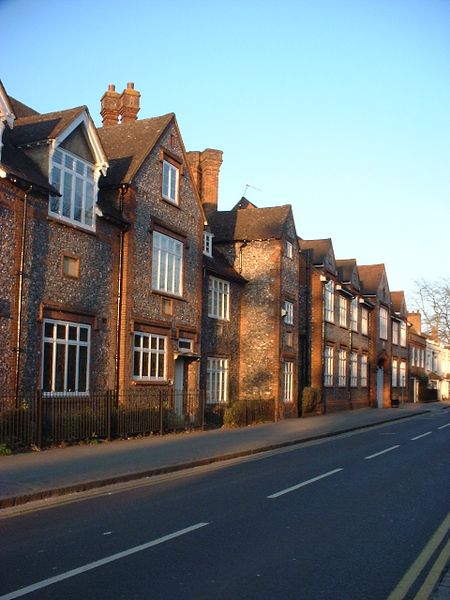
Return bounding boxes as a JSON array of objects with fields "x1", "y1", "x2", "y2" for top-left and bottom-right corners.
[{"x1": 1, "y1": 410, "x2": 449, "y2": 600}]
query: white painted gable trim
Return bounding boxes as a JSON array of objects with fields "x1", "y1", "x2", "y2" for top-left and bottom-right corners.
[{"x1": 53, "y1": 110, "x2": 108, "y2": 175}]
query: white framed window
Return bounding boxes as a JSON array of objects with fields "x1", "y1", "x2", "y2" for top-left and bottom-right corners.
[
  {"x1": 361, "y1": 308, "x2": 369, "y2": 336},
  {"x1": 162, "y1": 159, "x2": 179, "y2": 204},
  {"x1": 207, "y1": 357, "x2": 228, "y2": 404},
  {"x1": 50, "y1": 148, "x2": 96, "y2": 230},
  {"x1": 350, "y1": 352, "x2": 358, "y2": 387},
  {"x1": 399, "y1": 362, "x2": 406, "y2": 388},
  {"x1": 324, "y1": 280, "x2": 335, "y2": 323},
  {"x1": 152, "y1": 231, "x2": 183, "y2": 296},
  {"x1": 420, "y1": 349, "x2": 425, "y2": 368},
  {"x1": 339, "y1": 296, "x2": 348, "y2": 327},
  {"x1": 324, "y1": 346, "x2": 334, "y2": 387},
  {"x1": 203, "y1": 232, "x2": 213, "y2": 257},
  {"x1": 392, "y1": 359, "x2": 398, "y2": 386},
  {"x1": 360, "y1": 355, "x2": 368, "y2": 387},
  {"x1": 285, "y1": 240, "x2": 294, "y2": 259},
  {"x1": 379, "y1": 307, "x2": 388, "y2": 340},
  {"x1": 350, "y1": 298, "x2": 358, "y2": 332},
  {"x1": 392, "y1": 321, "x2": 399, "y2": 345},
  {"x1": 283, "y1": 300, "x2": 294, "y2": 325},
  {"x1": 178, "y1": 338, "x2": 193, "y2": 352},
  {"x1": 283, "y1": 361, "x2": 294, "y2": 403},
  {"x1": 400, "y1": 322, "x2": 407, "y2": 347},
  {"x1": 133, "y1": 332, "x2": 167, "y2": 381},
  {"x1": 338, "y1": 349, "x2": 347, "y2": 387},
  {"x1": 208, "y1": 276, "x2": 230, "y2": 320},
  {"x1": 42, "y1": 319, "x2": 90, "y2": 394}
]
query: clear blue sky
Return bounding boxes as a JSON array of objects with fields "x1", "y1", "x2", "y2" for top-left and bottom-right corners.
[{"x1": 2, "y1": 0, "x2": 449, "y2": 306}]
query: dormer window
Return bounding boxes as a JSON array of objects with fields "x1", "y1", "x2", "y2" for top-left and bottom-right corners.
[
  {"x1": 203, "y1": 232, "x2": 213, "y2": 257},
  {"x1": 50, "y1": 148, "x2": 96, "y2": 230}
]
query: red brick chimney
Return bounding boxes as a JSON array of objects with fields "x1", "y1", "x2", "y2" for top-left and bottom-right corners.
[
  {"x1": 100, "y1": 84, "x2": 120, "y2": 126},
  {"x1": 186, "y1": 151, "x2": 201, "y2": 190},
  {"x1": 408, "y1": 310, "x2": 422, "y2": 333},
  {"x1": 198, "y1": 149, "x2": 223, "y2": 217},
  {"x1": 119, "y1": 82, "x2": 140, "y2": 124}
]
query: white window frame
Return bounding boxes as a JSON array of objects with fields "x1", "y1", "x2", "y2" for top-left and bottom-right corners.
[
  {"x1": 162, "y1": 159, "x2": 179, "y2": 204},
  {"x1": 208, "y1": 276, "x2": 230, "y2": 320},
  {"x1": 203, "y1": 232, "x2": 214, "y2": 257},
  {"x1": 350, "y1": 352, "x2": 358, "y2": 387},
  {"x1": 206, "y1": 357, "x2": 228, "y2": 404},
  {"x1": 50, "y1": 147, "x2": 97, "y2": 231},
  {"x1": 379, "y1": 307, "x2": 388, "y2": 340},
  {"x1": 283, "y1": 361, "x2": 294, "y2": 403},
  {"x1": 392, "y1": 359, "x2": 398, "y2": 386},
  {"x1": 399, "y1": 362, "x2": 406, "y2": 388},
  {"x1": 133, "y1": 332, "x2": 167, "y2": 381},
  {"x1": 285, "y1": 240, "x2": 294, "y2": 259},
  {"x1": 283, "y1": 300, "x2": 294, "y2": 325},
  {"x1": 361, "y1": 308, "x2": 369, "y2": 336},
  {"x1": 178, "y1": 338, "x2": 193, "y2": 352},
  {"x1": 338, "y1": 349, "x2": 347, "y2": 387},
  {"x1": 350, "y1": 297, "x2": 358, "y2": 332},
  {"x1": 324, "y1": 346, "x2": 334, "y2": 387},
  {"x1": 392, "y1": 321, "x2": 399, "y2": 345},
  {"x1": 42, "y1": 318, "x2": 90, "y2": 394},
  {"x1": 152, "y1": 231, "x2": 183, "y2": 296},
  {"x1": 324, "y1": 280, "x2": 335, "y2": 323},
  {"x1": 400, "y1": 322, "x2": 407, "y2": 347},
  {"x1": 339, "y1": 296, "x2": 348, "y2": 328},
  {"x1": 360, "y1": 355, "x2": 368, "y2": 387}
]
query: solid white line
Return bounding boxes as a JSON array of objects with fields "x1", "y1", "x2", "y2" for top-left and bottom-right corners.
[
  {"x1": 0, "y1": 523, "x2": 209, "y2": 600},
  {"x1": 267, "y1": 468, "x2": 343, "y2": 499},
  {"x1": 411, "y1": 432, "x2": 432, "y2": 441},
  {"x1": 364, "y1": 445, "x2": 400, "y2": 460},
  {"x1": 438, "y1": 423, "x2": 450, "y2": 430}
]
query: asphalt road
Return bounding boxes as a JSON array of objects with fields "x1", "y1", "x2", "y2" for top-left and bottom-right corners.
[{"x1": 1, "y1": 410, "x2": 449, "y2": 600}]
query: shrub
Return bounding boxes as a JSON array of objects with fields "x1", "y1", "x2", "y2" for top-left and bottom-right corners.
[{"x1": 302, "y1": 387, "x2": 322, "y2": 415}]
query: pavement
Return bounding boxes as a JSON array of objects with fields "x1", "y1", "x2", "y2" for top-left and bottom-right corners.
[{"x1": 1, "y1": 400, "x2": 449, "y2": 597}]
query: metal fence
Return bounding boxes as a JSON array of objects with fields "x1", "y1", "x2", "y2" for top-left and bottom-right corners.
[{"x1": 0, "y1": 388, "x2": 206, "y2": 449}]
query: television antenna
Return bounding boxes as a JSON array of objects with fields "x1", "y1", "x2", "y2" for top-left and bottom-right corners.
[{"x1": 243, "y1": 183, "x2": 262, "y2": 196}]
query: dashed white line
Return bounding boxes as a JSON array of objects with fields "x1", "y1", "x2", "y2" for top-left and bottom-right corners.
[
  {"x1": 267, "y1": 468, "x2": 343, "y2": 499},
  {"x1": 364, "y1": 445, "x2": 400, "y2": 460},
  {"x1": 411, "y1": 432, "x2": 432, "y2": 441},
  {"x1": 438, "y1": 423, "x2": 450, "y2": 430},
  {"x1": 0, "y1": 522, "x2": 209, "y2": 600}
]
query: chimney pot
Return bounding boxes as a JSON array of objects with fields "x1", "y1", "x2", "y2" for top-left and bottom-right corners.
[
  {"x1": 127, "y1": 82, "x2": 135, "y2": 90},
  {"x1": 108, "y1": 84, "x2": 116, "y2": 91}
]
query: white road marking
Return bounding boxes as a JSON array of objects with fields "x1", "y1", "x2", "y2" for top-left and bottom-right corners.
[
  {"x1": 267, "y1": 468, "x2": 343, "y2": 499},
  {"x1": 411, "y1": 432, "x2": 432, "y2": 441},
  {"x1": 438, "y1": 423, "x2": 450, "y2": 430},
  {"x1": 0, "y1": 522, "x2": 209, "y2": 600},
  {"x1": 364, "y1": 445, "x2": 400, "y2": 460}
]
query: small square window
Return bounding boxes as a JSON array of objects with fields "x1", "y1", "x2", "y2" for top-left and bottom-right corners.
[
  {"x1": 203, "y1": 232, "x2": 214, "y2": 257},
  {"x1": 63, "y1": 255, "x2": 80, "y2": 278},
  {"x1": 285, "y1": 240, "x2": 294, "y2": 259},
  {"x1": 162, "y1": 297, "x2": 173, "y2": 316}
]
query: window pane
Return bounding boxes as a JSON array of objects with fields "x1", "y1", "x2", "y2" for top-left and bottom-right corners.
[
  {"x1": 67, "y1": 345, "x2": 77, "y2": 391},
  {"x1": 44, "y1": 322, "x2": 54, "y2": 338},
  {"x1": 133, "y1": 350, "x2": 140, "y2": 377},
  {"x1": 55, "y1": 343, "x2": 65, "y2": 391},
  {"x1": 57, "y1": 324, "x2": 66, "y2": 339},
  {"x1": 85, "y1": 181, "x2": 94, "y2": 226},
  {"x1": 68, "y1": 326, "x2": 77, "y2": 340},
  {"x1": 158, "y1": 354, "x2": 165, "y2": 379},
  {"x1": 74, "y1": 178, "x2": 83, "y2": 222},
  {"x1": 63, "y1": 172, "x2": 73, "y2": 218},
  {"x1": 78, "y1": 346, "x2": 87, "y2": 392},
  {"x1": 143, "y1": 352, "x2": 149, "y2": 377},
  {"x1": 79, "y1": 327, "x2": 88, "y2": 342},
  {"x1": 53, "y1": 149, "x2": 62, "y2": 164},
  {"x1": 42, "y1": 342, "x2": 53, "y2": 392}
]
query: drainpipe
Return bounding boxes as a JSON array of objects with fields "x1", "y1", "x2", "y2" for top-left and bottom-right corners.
[
  {"x1": 238, "y1": 240, "x2": 248, "y2": 274},
  {"x1": 14, "y1": 185, "x2": 32, "y2": 404},
  {"x1": 114, "y1": 184, "x2": 129, "y2": 394}
]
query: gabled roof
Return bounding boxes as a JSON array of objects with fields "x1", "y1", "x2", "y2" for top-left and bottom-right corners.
[
  {"x1": 97, "y1": 113, "x2": 174, "y2": 186},
  {"x1": 209, "y1": 203, "x2": 293, "y2": 242},
  {"x1": 299, "y1": 238, "x2": 332, "y2": 265},
  {"x1": 358, "y1": 264, "x2": 388, "y2": 295},
  {"x1": 8, "y1": 96, "x2": 39, "y2": 118},
  {"x1": 0, "y1": 133, "x2": 56, "y2": 192},
  {"x1": 204, "y1": 248, "x2": 247, "y2": 283},
  {"x1": 10, "y1": 107, "x2": 87, "y2": 147},
  {"x1": 391, "y1": 291, "x2": 407, "y2": 315},
  {"x1": 336, "y1": 259, "x2": 356, "y2": 283}
]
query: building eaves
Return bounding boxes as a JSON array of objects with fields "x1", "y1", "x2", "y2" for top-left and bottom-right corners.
[{"x1": 10, "y1": 106, "x2": 87, "y2": 147}]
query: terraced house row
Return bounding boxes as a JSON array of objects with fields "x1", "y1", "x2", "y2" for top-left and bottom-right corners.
[{"x1": 0, "y1": 81, "x2": 446, "y2": 421}]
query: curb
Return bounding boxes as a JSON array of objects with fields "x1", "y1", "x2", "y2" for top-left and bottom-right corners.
[{"x1": 0, "y1": 410, "x2": 430, "y2": 510}]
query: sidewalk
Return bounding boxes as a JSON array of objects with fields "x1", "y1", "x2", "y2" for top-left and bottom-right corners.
[{"x1": 1, "y1": 401, "x2": 448, "y2": 510}]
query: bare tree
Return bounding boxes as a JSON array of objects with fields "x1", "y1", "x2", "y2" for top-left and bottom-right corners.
[{"x1": 414, "y1": 278, "x2": 450, "y2": 344}]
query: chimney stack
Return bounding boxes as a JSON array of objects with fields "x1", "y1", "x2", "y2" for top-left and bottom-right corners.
[
  {"x1": 100, "y1": 84, "x2": 120, "y2": 126},
  {"x1": 198, "y1": 149, "x2": 223, "y2": 217},
  {"x1": 119, "y1": 82, "x2": 140, "y2": 124},
  {"x1": 408, "y1": 310, "x2": 422, "y2": 333},
  {"x1": 186, "y1": 151, "x2": 201, "y2": 190}
]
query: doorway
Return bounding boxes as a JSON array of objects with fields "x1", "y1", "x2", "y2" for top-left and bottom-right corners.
[
  {"x1": 376, "y1": 367, "x2": 384, "y2": 408},
  {"x1": 174, "y1": 357, "x2": 185, "y2": 416}
]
